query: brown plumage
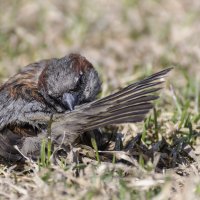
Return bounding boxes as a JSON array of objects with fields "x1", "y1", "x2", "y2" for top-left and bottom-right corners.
[{"x1": 0, "y1": 53, "x2": 172, "y2": 162}]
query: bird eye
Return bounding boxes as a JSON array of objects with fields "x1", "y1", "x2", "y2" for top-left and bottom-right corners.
[
  {"x1": 74, "y1": 77, "x2": 79, "y2": 83},
  {"x1": 48, "y1": 90, "x2": 53, "y2": 95}
]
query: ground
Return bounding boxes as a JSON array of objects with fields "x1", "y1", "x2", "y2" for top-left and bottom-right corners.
[{"x1": 0, "y1": 0, "x2": 200, "y2": 199}]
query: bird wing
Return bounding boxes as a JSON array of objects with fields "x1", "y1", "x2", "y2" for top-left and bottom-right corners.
[{"x1": 52, "y1": 68, "x2": 172, "y2": 143}]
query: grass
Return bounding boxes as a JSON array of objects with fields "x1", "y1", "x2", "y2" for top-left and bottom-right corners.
[{"x1": 0, "y1": 0, "x2": 199, "y2": 199}]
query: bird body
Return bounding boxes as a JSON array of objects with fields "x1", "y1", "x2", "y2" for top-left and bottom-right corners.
[
  {"x1": 0, "y1": 54, "x2": 172, "y2": 162},
  {"x1": 0, "y1": 54, "x2": 101, "y2": 136},
  {"x1": 0, "y1": 64, "x2": 48, "y2": 134}
]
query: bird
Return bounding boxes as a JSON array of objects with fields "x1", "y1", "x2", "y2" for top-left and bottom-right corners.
[{"x1": 0, "y1": 53, "x2": 172, "y2": 162}]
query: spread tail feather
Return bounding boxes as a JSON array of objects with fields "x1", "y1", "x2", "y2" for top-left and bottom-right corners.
[{"x1": 52, "y1": 68, "x2": 172, "y2": 142}]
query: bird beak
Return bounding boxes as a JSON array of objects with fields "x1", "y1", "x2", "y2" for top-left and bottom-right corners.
[{"x1": 62, "y1": 93, "x2": 78, "y2": 111}]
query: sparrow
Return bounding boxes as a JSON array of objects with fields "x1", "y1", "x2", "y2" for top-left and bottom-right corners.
[{"x1": 0, "y1": 53, "x2": 172, "y2": 162}]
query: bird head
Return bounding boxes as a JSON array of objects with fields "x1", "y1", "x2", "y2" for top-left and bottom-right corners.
[{"x1": 38, "y1": 54, "x2": 101, "y2": 112}]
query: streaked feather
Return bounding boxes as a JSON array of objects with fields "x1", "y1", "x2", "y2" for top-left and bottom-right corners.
[{"x1": 52, "y1": 68, "x2": 172, "y2": 142}]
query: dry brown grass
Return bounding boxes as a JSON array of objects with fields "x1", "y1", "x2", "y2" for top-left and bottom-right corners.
[{"x1": 0, "y1": 0, "x2": 199, "y2": 199}]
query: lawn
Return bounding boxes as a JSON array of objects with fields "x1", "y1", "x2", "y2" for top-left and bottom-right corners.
[{"x1": 0, "y1": 0, "x2": 199, "y2": 199}]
